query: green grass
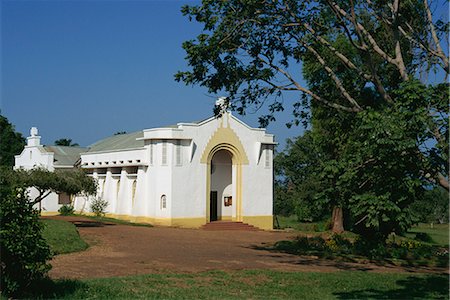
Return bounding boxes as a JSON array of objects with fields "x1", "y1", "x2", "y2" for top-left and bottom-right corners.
[
  {"x1": 406, "y1": 223, "x2": 449, "y2": 246},
  {"x1": 275, "y1": 215, "x2": 329, "y2": 232},
  {"x1": 26, "y1": 270, "x2": 448, "y2": 299},
  {"x1": 41, "y1": 219, "x2": 88, "y2": 254},
  {"x1": 79, "y1": 215, "x2": 153, "y2": 227}
]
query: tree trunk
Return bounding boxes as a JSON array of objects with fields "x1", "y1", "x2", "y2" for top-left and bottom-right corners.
[{"x1": 331, "y1": 206, "x2": 344, "y2": 234}]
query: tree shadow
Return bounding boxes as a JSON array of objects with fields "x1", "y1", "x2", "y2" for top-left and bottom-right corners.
[
  {"x1": 247, "y1": 240, "x2": 447, "y2": 273},
  {"x1": 23, "y1": 277, "x2": 88, "y2": 299},
  {"x1": 333, "y1": 274, "x2": 449, "y2": 299},
  {"x1": 71, "y1": 220, "x2": 117, "y2": 227}
]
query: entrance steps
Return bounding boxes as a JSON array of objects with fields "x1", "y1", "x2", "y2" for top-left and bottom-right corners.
[{"x1": 201, "y1": 221, "x2": 259, "y2": 231}]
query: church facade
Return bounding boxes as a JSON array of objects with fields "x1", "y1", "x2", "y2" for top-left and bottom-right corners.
[{"x1": 15, "y1": 110, "x2": 275, "y2": 230}]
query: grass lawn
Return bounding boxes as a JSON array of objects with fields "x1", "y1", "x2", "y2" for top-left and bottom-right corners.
[
  {"x1": 406, "y1": 223, "x2": 449, "y2": 246},
  {"x1": 28, "y1": 270, "x2": 448, "y2": 299},
  {"x1": 41, "y1": 219, "x2": 88, "y2": 254}
]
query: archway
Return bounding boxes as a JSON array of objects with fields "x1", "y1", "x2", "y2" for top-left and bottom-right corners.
[
  {"x1": 204, "y1": 143, "x2": 245, "y2": 223},
  {"x1": 210, "y1": 149, "x2": 232, "y2": 221}
]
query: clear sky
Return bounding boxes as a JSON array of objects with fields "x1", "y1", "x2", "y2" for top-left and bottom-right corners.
[{"x1": 1, "y1": 0, "x2": 301, "y2": 150}]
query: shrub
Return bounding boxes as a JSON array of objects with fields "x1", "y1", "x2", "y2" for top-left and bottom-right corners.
[
  {"x1": 58, "y1": 204, "x2": 75, "y2": 216},
  {"x1": 90, "y1": 197, "x2": 108, "y2": 217},
  {"x1": 414, "y1": 232, "x2": 434, "y2": 243},
  {"x1": 0, "y1": 185, "x2": 52, "y2": 297}
]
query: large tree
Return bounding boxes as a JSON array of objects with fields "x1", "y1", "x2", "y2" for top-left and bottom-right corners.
[
  {"x1": 176, "y1": 0, "x2": 448, "y2": 188},
  {"x1": 0, "y1": 115, "x2": 25, "y2": 167},
  {"x1": 177, "y1": 0, "x2": 449, "y2": 236}
]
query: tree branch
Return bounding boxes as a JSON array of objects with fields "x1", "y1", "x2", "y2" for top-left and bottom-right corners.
[
  {"x1": 423, "y1": 0, "x2": 450, "y2": 73},
  {"x1": 301, "y1": 41, "x2": 363, "y2": 110},
  {"x1": 257, "y1": 55, "x2": 360, "y2": 112}
]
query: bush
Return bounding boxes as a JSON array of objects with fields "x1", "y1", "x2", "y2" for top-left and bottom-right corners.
[
  {"x1": 58, "y1": 204, "x2": 75, "y2": 216},
  {"x1": 414, "y1": 232, "x2": 434, "y2": 243},
  {"x1": 0, "y1": 185, "x2": 52, "y2": 297},
  {"x1": 90, "y1": 197, "x2": 108, "y2": 217}
]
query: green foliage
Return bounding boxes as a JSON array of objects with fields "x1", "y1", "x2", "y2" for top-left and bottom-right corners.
[
  {"x1": 54, "y1": 138, "x2": 79, "y2": 147},
  {"x1": 58, "y1": 204, "x2": 75, "y2": 216},
  {"x1": 273, "y1": 234, "x2": 448, "y2": 266},
  {"x1": 0, "y1": 114, "x2": 25, "y2": 166},
  {"x1": 41, "y1": 219, "x2": 88, "y2": 254},
  {"x1": 4, "y1": 167, "x2": 97, "y2": 204},
  {"x1": 178, "y1": 0, "x2": 449, "y2": 240},
  {"x1": 411, "y1": 187, "x2": 449, "y2": 224},
  {"x1": 0, "y1": 175, "x2": 52, "y2": 297},
  {"x1": 90, "y1": 197, "x2": 108, "y2": 217},
  {"x1": 275, "y1": 131, "x2": 328, "y2": 221}
]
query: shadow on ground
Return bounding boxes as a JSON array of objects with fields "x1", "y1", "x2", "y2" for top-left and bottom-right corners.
[
  {"x1": 249, "y1": 238, "x2": 449, "y2": 273},
  {"x1": 334, "y1": 274, "x2": 449, "y2": 299},
  {"x1": 70, "y1": 220, "x2": 117, "y2": 227},
  {"x1": 24, "y1": 277, "x2": 87, "y2": 299}
]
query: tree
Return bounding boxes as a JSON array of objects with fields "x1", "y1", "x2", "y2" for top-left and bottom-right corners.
[
  {"x1": 176, "y1": 0, "x2": 449, "y2": 237},
  {"x1": 2, "y1": 167, "x2": 97, "y2": 206},
  {"x1": 274, "y1": 131, "x2": 327, "y2": 221},
  {"x1": 0, "y1": 168, "x2": 52, "y2": 297},
  {"x1": 176, "y1": 0, "x2": 448, "y2": 188},
  {"x1": 0, "y1": 115, "x2": 25, "y2": 167},
  {"x1": 54, "y1": 138, "x2": 79, "y2": 147}
]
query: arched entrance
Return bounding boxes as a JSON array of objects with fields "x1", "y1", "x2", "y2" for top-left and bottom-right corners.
[
  {"x1": 204, "y1": 142, "x2": 246, "y2": 223},
  {"x1": 210, "y1": 149, "x2": 232, "y2": 221}
]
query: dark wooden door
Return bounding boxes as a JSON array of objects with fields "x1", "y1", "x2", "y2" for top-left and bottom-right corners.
[{"x1": 210, "y1": 191, "x2": 218, "y2": 221}]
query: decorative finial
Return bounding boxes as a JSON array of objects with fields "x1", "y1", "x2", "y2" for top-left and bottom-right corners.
[
  {"x1": 214, "y1": 97, "x2": 229, "y2": 117},
  {"x1": 30, "y1": 127, "x2": 38, "y2": 137}
]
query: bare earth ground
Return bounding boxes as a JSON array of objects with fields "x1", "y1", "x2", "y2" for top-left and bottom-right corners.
[{"x1": 45, "y1": 216, "x2": 448, "y2": 279}]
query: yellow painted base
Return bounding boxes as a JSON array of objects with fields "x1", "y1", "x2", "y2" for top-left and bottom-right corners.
[
  {"x1": 103, "y1": 213, "x2": 205, "y2": 228},
  {"x1": 40, "y1": 211, "x2": 59, "y2": 216},
  {"x1": 242, "y1": 215, "x2": 273, "y2": 230},
  {"x1": 76, "y1": 212, "x2": 273, "y2": 230}
]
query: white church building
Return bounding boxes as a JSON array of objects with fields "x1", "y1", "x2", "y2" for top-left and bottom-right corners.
[{"x1": 15, "y1": 106, "x2": 275, "y2": 230}]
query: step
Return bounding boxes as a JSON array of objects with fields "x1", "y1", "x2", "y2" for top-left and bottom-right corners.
[{"x1": 201, "y1": 221, "x2": 260, "y2": 231}]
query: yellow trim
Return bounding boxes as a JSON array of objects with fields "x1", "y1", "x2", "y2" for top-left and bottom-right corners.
[
  {"x1": 202, "y1": 113, "x2": 248, "y2": 223},
  {"x1": 200, "y1": 114, "x2": 249, "y2": 164},
  {"x1": 40, "y1": 211, "x2": 59, "y2": 216},
  {"x1": 100, "y1": 213, "x2": 205, "y2": 228},
  {"x1": 242, "y1": 215, "x2": 273, "y2": 230},
  {"x1": 220, "y1": 216, "x2": 232, "y2": 221}
]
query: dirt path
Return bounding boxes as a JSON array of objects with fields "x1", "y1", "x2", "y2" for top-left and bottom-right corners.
[{"x1": 46, "y1": 216, "x2": 448, "y2": 279}]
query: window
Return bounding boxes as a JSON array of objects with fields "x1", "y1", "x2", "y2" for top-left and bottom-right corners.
[
  {"x1": 150, "y1": 142, "x2": 153, "y2": 165},
  {"x1": 58, "y1": 193, "x2": 71, "y2": 205},
  {"x1": 116, "y1": 179, "x2": 121, "y2": 199},
  {"x1": 176, "y1": 140, "x2": 182, "y2": 166},
  {"x1": 265, "y1": 146, "x2": 271, "y2": 168},
  {"x1": 162, "y1": 141, "x2": 167, "y2": 165},
  {"x1": 160, "y1": 194, "x2": 167, "y2": 209},
  {"x1": 131, "y1": 180, "x2": 137, "y2": 205}
]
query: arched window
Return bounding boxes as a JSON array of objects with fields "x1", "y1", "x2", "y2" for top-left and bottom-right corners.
[{"x1": 160, "y1": 194, "x2": 167, "y2": 209}]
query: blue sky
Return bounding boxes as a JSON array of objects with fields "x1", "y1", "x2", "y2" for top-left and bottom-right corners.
[{"x1": 1, "y1": 0, "x2": 300, "y2": 149}]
